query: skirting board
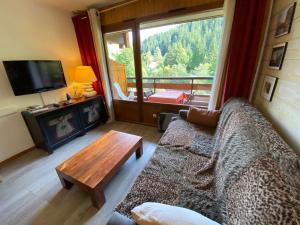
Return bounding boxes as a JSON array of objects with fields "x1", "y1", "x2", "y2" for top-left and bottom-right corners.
[{"x1": 0, "y1": 146, "x2": 35, "y2": 168}]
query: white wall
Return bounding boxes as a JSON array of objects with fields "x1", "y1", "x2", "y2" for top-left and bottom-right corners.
[{"x1": 0, "y1": 0, "x2": 81, "y2": 162}]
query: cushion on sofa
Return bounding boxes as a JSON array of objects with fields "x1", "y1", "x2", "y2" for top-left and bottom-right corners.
[
  {"x1": 187, "y1": 107, "x2": 220, "y2": 128},
  {"x1": 107, "y1": 212, "x2": 137, "y2": 225},
  {"x1": 131, "y1": 202, "x2": 220, "y2": 225}
]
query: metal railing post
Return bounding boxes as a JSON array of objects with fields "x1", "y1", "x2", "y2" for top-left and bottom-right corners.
[{"x1": 191, "y1": 78, "x2": 194, "y2": 95}]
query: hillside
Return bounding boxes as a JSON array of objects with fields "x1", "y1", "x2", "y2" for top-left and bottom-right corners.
[
  {"x1": 141, "y1": 17, "x2": 224, "y2": 75},
  {"x1": 114, "y1": 17, "x2": 224, "y2": 78}
]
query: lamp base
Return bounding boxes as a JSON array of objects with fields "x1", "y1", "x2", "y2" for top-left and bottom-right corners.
[
  {"x1": 83, "y1": 91, "x2": 97, "y2": 98},
  {"x1": 81, "y1": 82, "x2": 97, "y2": 97}
]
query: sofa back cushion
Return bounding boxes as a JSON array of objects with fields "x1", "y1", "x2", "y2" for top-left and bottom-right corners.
[{"x1": 187, "y1": 107, "x2": 220, "y2": 128}]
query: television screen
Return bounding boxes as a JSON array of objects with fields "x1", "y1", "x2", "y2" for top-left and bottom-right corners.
[{"x1": 3, "y1": 60, "x2": 67, "y2": 96}]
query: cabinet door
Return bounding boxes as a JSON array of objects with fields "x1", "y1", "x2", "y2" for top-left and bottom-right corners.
[
  {"x1": 79, "y1": 98, "x2": 105, "y2": 131},
  {"x1": 39, "y1": 108, "x2": 82, "y2": 148}
]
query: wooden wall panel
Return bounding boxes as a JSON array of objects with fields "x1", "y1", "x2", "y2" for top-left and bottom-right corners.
[
  {"x1": 114, "y1": 100, "x2": 189, "y2": 126},
  {"x1": 113, "y1": 100, "x2": 140, "y2": 123},
  {"x1": 253, "y1": 0, "x2": 300, "y2": 153},
  {"x1": 100, "y1": 0, "x2": 224, "y2": 26}
]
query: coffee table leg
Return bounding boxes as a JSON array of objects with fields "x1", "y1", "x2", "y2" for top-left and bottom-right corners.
[
  {"x1": 90, "y1": 188, "x2": 105, "y2": 209},
  {"x1": 57, "y1": 173, "x2": 74, "y2": 190},
  {"x1": 135, "y1": 144, "x2": 143, "y2": 159}
]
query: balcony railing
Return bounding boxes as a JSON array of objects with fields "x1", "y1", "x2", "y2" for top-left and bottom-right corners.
[{"x1": 127, "y1": 76, "x2": 214, "y2": 106}]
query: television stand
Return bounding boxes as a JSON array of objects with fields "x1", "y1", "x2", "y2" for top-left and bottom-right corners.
[
  {"x1": 39, "y1": 92, "x2": 46, "y2": 106},
  {"x1": 26, "y1": 104, "x2": 48, "y2": 111},
  {"x1": 29, "y1": 107, "x2": 50, "y2": 114},
  {"x1": 22, "y1": 96, "x2": 108, "y2": 154}
]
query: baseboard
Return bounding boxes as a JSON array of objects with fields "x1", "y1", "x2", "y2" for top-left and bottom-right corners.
[
  {"x1": 115, "y1": 119, "x2": 157, "y2": 128},
  {"x1": 0, "y1": 146, "x2": 35, "y2": 167}
]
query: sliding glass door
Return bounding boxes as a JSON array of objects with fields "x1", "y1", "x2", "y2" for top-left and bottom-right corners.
[
  {"x1": 104, "y1": 30, "x2": 137, "y2": 102},
  {"x1": 102, "y1": 11, "x2": 224, "y2": 125},
  {"x1": 140, "y1": 16, "x2": 224, "y2": 108},
  {"x1": 104, "y1": 28, "x2": 142, "y2": 122}
]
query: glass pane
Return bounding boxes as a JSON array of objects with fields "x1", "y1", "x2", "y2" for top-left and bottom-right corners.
[
  {"x1": 140, "y1": 17, "x2": 224, "y2": 107},
  {"x1": 104, "y1": 30, "x2": 137, "y2": 101}
]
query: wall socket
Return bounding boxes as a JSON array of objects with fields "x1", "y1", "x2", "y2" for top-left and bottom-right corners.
[{"x1": 152, "y1": 113, "x2": 157, "y2": 118}]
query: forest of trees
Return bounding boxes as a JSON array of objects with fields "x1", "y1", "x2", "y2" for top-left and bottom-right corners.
[{"x1": 115, "y1": 17, "x2": 224, "y2": 79}]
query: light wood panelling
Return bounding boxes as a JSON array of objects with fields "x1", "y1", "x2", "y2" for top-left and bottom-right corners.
[
  {"x1": 0, "y1": 122, "x2": 162, "y2": 225},
  {"x1": 100, "y1": 0, "x2": 224, "y2": 26},
  {"x1": 253, "y1": 0, "x2": 300, "y2": 153},
  {"x1": 108, "y1": 60, "x2": 129, "y2": 96}
]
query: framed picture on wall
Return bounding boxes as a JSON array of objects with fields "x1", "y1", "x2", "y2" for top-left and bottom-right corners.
[
  {"x1": 275, "y1": 2, "x2": 297, "y2": 37},
  {"x1": 261, "y1": 75, "x2": 278, "y2": 102},
  {"x1": 269, "y1": 42, "x2": 288, "y2": 70}
]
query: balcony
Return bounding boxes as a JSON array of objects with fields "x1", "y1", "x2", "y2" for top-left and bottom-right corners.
[{"x1": 127, "y1": 76, "x2": 213, "y2": 107}]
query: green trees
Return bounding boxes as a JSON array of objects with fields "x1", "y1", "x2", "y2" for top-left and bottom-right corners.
[
  {"x1": 141, "y1": 17, "x2": 224, "y2": 77},
  {"x1": 114, "y1": 17, "x2": 223, "y2": 79},
  {"x1": 187, "y1": 39, "x2": 205, "y2": 72},
  {"x1": 115, "y1": 47, "x2": 135, "y2": 77},
  {"x1": 164, "y1": 43, "x2": 189, "y2": 66}
]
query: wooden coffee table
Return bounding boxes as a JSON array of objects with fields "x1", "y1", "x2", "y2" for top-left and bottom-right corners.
[{"x1": 56, "y1": 130, "x2": 143, "y2": 209}]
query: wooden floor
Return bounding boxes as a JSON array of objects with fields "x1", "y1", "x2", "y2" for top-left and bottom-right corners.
[{"x1": 0, "y1": 122, "x2": 162, "y2": 225}]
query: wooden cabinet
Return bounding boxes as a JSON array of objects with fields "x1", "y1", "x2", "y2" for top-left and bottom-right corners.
[
  {"x1": 39, "y1": 108, "x2": 82, "y2": 149},
  {"x1": 22, "y1": 96, "x2": 108, "y2": 154},
  {"x1": 78, "y1": 97, "x2": 107, "y2": 131}
]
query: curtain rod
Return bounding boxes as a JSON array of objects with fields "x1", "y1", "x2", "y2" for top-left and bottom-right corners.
[{"x1": 98, "y1": 0, "x2": 138, "y2": 13}]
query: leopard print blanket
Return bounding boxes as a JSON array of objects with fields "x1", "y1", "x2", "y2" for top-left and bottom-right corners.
[{"x1": 116, "y1": 98, "x2": 300, "y2": 224}]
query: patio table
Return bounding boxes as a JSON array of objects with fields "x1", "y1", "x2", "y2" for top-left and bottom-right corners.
[{"x1": 148, "y1": 90, "x2": 187, "y2": 104}]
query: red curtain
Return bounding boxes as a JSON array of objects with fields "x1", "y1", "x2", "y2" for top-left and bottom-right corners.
[
  {"x1": 220, "y1": 0, "x2": 268, "y2": 106},
  {"x1": 72, "y1": 13, "x2": 104, "y2": 96}
]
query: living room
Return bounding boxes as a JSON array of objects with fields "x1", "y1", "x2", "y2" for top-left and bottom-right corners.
[{"x1": 0, "y1": 0, "x2": 299, "y2": 225}]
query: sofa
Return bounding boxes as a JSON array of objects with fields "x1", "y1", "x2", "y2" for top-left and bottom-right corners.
[{"x1": 107, "y1": 98, "x2": 300, "y2": 225}]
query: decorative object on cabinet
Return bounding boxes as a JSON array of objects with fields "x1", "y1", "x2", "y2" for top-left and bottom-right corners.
[
  {"x1": 22, "y1": 96, "x2": 108, "y2": 154},
  {"x1": 74, "y1": 66, "x2": 98, "y2": 97},
  {"x1": 269, "y1": 42, "x2": 288, "y2": 70},
  {"x1": 275, "y1": 2, "x2": 297, "y2": 37},
  {"x1": 261, "y1": 75, "x2": 278, "y2": 102},
  {"x1": 68, "y1": 83, "x2": 83, "y2": 99}
]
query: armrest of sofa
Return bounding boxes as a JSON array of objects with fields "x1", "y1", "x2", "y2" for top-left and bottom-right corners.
[
  {"x1": 179, "y1": 110, "x2": 188, "y2": 120},
  {"x1": 107, "y1": 212, "x2": 136, "y2": 225}
]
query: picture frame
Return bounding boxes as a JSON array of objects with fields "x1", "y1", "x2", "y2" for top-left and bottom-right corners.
[
  {"x1": 269, "y1": 42, "x2": 288, "y2": 70},
  {"x1": 261, "y1": 75, "x2": 278, "y2": 102},
  {"x1": 275, "y1": 2, "x2": 297, "y2": 37}
]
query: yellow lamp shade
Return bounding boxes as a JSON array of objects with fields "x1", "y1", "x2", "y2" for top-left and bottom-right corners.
[{"x1": 74, "y1": 66, "x2": 97, "y2": 83}]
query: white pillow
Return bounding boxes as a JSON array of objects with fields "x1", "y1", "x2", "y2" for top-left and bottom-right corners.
[{"x1": 131, "y1": 202, "x2": 220, "y2": 225}]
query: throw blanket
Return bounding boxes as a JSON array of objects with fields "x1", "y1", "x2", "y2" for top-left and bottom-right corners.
[
  {"x1": 116, "y1": 98, "x2": 300, "y2": 224},
  {"x1": 116, "y1": 120, "x2": 221, "y2": 222}
]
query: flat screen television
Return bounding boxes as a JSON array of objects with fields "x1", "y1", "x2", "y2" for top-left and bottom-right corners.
[{"x1": 3, "y1": 60, "x2": 67, "y2": 96}]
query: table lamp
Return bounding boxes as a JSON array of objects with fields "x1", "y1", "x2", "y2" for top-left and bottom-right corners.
[{"x1": 74, "y1": 66, "x2": 97, "y2": 97}]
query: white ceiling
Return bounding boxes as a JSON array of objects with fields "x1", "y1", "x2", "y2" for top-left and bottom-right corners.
[{"x1": 34, "y1": 0, "x2": 124, "y2": 12}]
